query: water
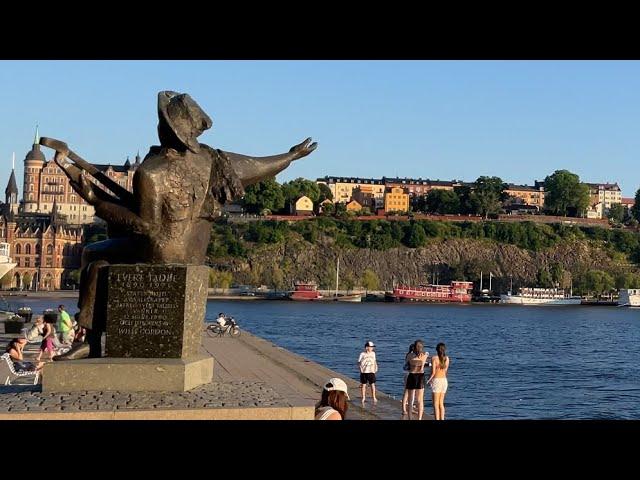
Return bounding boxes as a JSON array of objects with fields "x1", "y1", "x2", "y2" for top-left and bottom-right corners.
[{"x1": 9, "y1": 296, "x2": 640, "y2": 419}]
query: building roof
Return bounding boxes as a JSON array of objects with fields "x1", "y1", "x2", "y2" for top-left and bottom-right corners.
[
  {"x1": 586, "y1": 182, "x2": 621, "y2": 191},
  {"x1": 622, "y1": 197, "x2": 635, "y2": 205},
  {"x1": 505, "y1": 183, "x2": 540, "y2": 192},
  {"x1": 317, "y1": 176, "x2": 384, "y2": 185},
  {"x1": 25, "y1": 143, "x2": 46, "y2": 162},
  {"x1": 5, "y1": 169, "x2": 18, "y2": 196}
]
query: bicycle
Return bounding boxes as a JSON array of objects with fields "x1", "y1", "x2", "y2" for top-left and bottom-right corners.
[{"x1": 206, "y1": 318, "x2": 241, "y2": 338}]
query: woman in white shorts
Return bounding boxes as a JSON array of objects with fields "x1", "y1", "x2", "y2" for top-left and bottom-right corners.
[{"x1": 426, "y1": 342, "x2": 449, "y2": 420}]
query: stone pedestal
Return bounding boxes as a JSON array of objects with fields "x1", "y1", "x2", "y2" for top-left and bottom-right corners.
[
  {"x1": 105, "y1": 264, "x2": 209, "y2": 359},
  {"x1": 44, "y1": 264, "x2": 213, "y2": 393},
  {"x1": 43, "y1": 355, "x2": 213, "y2": 392}
]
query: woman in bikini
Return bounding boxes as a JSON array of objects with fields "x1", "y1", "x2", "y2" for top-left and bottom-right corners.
[
  {"x1": 426, "y1": 342, "x2": 450, "y2": 420},
  {"x1": 404, "y1": 339, "x2": 428, "y2": 420}
]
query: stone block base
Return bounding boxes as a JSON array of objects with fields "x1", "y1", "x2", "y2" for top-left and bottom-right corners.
[{"x1": 42, "y1": 354, "x2": 213, "y2": 393}]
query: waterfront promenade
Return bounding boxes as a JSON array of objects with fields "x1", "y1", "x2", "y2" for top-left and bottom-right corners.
[{"x1": 0, "y1": 326, "x2": 424, "y2": 420}]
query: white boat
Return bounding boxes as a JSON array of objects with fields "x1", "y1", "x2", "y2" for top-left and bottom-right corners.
[
  {"x1": 618, "y1": 289, "x2": 640, "y2": 307},
  {"x1": 0, "y1": 242, "x2": 17, "y2": 284},
  {"x1": 500, "y1": 287, "x2": 582, "y2": 305}
]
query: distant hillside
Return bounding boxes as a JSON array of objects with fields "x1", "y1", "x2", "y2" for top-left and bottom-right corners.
[{"x1": 206, "y1": 218, "x2": 640, "y2": 295}]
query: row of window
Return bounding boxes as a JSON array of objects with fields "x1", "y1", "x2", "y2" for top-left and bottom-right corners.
[{"x1": 13, "y1": 243, "x2": 81, "y2": 255}]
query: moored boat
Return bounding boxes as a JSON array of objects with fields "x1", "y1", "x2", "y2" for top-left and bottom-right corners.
[
  {"x1": 385, "y1": 281, "x2": 474, "y2": 303},
  {"x1": 619, "y1": 289, "x2": 640, "y2": 307},
  {"x1": 288, "y1": 282, "x2": 323, "y2": 301},
  {"x1": 500, "y1": 287, "x2": 581, "y2": 305}
]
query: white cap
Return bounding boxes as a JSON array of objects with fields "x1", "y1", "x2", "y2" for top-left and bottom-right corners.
[
  {"x1": 323, "y1": 378, "x2": 350, "y2": 399},
  {"x1": 365, "y1": 341, "x2": 375, "y2": 347}
]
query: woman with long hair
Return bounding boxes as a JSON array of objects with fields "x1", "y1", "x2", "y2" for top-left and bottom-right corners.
[
  {"x1": 315, "y1": 377, "x2": 350, "y2": 420},
  {"x1": 404, "y1": 339, "x2": 428, "y2": 420},
  {"x1": 5, "y1": 338, "x2": 43, "y2": 372},
  {"x1": 401, "y1": 341, "x2": 415, "y2": 416},
  {"x1": 427, "y1": 342, "x2": 450, "y2": 420}
]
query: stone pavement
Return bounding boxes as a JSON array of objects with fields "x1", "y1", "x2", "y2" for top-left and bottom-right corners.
[{"x1": 0, "y1": 326, "x2": 432, "y2": 420}]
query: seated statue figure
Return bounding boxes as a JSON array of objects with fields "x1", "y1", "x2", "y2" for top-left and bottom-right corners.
[{"x1": 45, "y1": 90, "x2": 317, "y2": 360}]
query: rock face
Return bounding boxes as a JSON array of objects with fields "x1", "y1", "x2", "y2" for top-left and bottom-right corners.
[{"x1": 209, "y1": 235, "x2": 627, "y2": 292}]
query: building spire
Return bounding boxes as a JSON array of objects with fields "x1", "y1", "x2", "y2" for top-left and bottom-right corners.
[
  {"x1": 34, "y1": 124, "x2": 39, "y2": 145},
  {"x1": 12, "y1": 152, "x2": 15, "y2": 170}
]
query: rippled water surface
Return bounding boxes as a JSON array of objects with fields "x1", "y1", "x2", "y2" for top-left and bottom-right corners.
[{"x1": 12, "y1": 297, "x2": 640, "y2": 419}]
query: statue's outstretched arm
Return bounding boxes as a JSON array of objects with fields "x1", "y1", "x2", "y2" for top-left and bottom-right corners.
[
  {"x1": 54, "y1": 153, "x2": 124, "y2": 205},
  {"x1": 76, "y1": 171, "x2": 151, "y2": 235},
  {"x1": 224, "y1": 137, "x2": 317, "y2": 187}
]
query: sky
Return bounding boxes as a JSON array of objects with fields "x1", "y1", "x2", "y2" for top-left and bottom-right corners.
[{"x1": 1, "y1": 60, "x2": 639, "y2": 198}]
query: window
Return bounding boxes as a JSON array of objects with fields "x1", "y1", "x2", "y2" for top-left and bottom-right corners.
[
  {"x1": 25, "y1": 244, "x2": 31, "y2": 255},
  {"x1": 25, "y1": 258, "x2": 30, "y2": 267},
  {"x1": 35, "y1": 244, "x2": 41, "y2": 255},
  {"x1": 46, "y1": 244, "x2": 53, "y2": 255},
  {"x1": 15, "y1": 244, "x2": 21, "y2": 254},
  {"x1": 46, "y1": 259, "x2": 52, "y2": 267}
]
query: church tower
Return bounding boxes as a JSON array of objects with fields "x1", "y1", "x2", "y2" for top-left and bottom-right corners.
[
  {"x1": 5, "y1": 152, "x2": 19, "y2": 215},
  {"x1": 23, "y1": 126, "x2": 46, "y2": 213}
]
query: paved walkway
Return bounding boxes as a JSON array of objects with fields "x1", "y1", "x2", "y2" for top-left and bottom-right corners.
[{"x1": 0, "y1": 325, "x2": 432, "y2": 420}]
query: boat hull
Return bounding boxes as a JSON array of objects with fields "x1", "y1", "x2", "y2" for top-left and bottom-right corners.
[
  {"x1": 385, "y1": 293, "x2": 471, "y2": 303},
  {"x1": 618, "y1": 289, "x2": 640, "y2": 307},
  {"x1": 500, "y1": 295, "x2": 582, "y2": 305}
]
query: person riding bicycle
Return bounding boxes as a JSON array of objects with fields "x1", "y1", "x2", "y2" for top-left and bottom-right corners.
[{"x1": 216, "y1": 313, "x2": 227, "y2": 328}]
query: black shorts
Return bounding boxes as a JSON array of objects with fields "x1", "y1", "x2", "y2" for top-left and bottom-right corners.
[
  {"x1": 360, "y1": 372, "x2": 376, "y2": 385},
  {"x1": 405, "y1": 372, "x2": 425, "y2": 390}
]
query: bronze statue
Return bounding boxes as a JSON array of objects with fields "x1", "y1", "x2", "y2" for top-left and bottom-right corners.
[{"x1": 41, "y1": 90, "x2": 317, "y2": 359}]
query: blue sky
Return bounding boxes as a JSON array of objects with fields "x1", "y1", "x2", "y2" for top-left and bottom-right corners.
[{"x1": 1, "y1": 60, "x2": 639, "y2": 198}]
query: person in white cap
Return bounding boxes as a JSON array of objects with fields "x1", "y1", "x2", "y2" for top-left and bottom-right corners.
[
  {"x1": 358, "y1": 340, "x2": 378, "y2": 405},
  {"x1": 315, "y1": 377, "x2": 350, "y2": 420}
]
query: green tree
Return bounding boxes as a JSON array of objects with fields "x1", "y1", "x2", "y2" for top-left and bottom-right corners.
[
  {"x1": 282, "y1": 178, "x2": 321, "y2": 206},
  {"x1": 318, "y1": 183, "x2": 333, "y2": 203},
  {"x1": 320, "y1": 202, "x2": 335, "y2": 216},
  {"x1": 404, "y1": 223, "x2": 427, "y2": 248},
  {"x1": 631, "y1": 188, "x2": 640, "y2": 222},
  {"x1": 209, "y1": 270, "x2": 233, "y2": 289},
  {"x1": 549, "y1": 262, "x2": 564, "y2": 286},
  {"x1": 0, "y1": 273, "x2": 11, "y2": 289},
  {"x1": 470, "y1": 176, "x2": 508, "y2": 219},
  {"x1": 607, "y1": 203, "x2": 625, "y2": 223},
  {"x1": 537, "y1": 268, "x2": 554, "y2": 288},
  {"x1": 342, "y1": 272, "x2": 356, "y2": 293},
  {"x1": 361, "y1": 269, "x2": 380, "y2": 293},
  {"x1": 543, "y1": 170, "x2": 590, "y2": 217},
  {"x1": 425, "y1": 189, "x2": 461, "y2": 214},
  {"x1": 243, "y1": 177, "x2": 285, "y2": 214}
]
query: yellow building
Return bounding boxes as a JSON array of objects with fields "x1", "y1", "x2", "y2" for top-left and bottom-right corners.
[
  {"x1": 317, "y1": 176, "x2": 385, "y2": 204},
  {"x1": 292, "y1": 195, "x2": 314, "y2": 216},
  {"x1": 384, "y1": 187, "x2": 409, "y2": 213},
  {"x1": 346, "y1": 199, "x2": 362, "y2": 212},
  {"x1": 586, "y1": 183, "x2": 622, "y2": 218},
  {"x1": 504, "y1": 184, "x2": 545, "y2": 209}
]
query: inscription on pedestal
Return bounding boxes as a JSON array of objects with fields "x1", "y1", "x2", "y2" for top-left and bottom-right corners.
[{"x1": 105, "y1": 265, "x2": 208, "y2": 359}]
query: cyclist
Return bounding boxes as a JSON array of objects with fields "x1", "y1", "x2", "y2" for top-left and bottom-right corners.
[{"x1": 216, "y1": 313, "x2": 227, "y2": 328}]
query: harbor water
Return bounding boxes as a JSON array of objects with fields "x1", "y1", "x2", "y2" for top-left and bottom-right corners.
[{"x1": 7, "y1": 296, "x2": 640, "y2": 419}]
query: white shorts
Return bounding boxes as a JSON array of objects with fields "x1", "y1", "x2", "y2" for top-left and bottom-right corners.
[{"x1": 431, "y1": 378, "x2": 448, "y2": 393}]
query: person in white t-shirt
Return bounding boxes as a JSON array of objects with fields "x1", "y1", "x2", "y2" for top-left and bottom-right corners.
[
  {"x1": 358, "y1": 340, "x2": 378, "y2": 405},
  {"x1": 216, "y1": 312, "x2": 227, "y2": 327}
]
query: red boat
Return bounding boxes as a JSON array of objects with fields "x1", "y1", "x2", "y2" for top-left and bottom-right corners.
[
  {"x1": 288, "y1": 281, "x2": 323, "y2": 301},
  {"x1": 385, "y1": 281, "x2": 474, "y2": 303}
]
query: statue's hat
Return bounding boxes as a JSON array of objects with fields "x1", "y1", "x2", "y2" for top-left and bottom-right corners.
[{"x1": 158, "y1": 91, "x2": 212, "y2": 153}]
